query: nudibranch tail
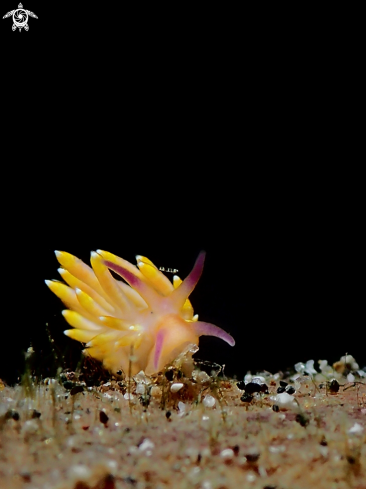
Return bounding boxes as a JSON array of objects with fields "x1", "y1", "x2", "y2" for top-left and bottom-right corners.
[{"x1": 46, "y1": 249, "x2": 235, "y2": 376}]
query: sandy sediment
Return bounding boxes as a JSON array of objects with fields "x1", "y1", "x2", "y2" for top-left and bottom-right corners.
[{"x1": 0, "y1": 359, "x2": 365, "y2": 489}]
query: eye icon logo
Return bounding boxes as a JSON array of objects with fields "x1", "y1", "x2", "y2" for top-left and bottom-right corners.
[{"x1": 3, "y1": 3, "x2": 38, "y2": 31}]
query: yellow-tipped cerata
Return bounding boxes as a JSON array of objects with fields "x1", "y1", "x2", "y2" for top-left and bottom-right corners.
[{"x1": 46, "y1": 250, "x2": 235, "y2": 376}]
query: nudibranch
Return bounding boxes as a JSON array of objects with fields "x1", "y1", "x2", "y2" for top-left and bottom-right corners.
[{"x1": 45, "y1": 250, "x2": 235, "y2": 376}]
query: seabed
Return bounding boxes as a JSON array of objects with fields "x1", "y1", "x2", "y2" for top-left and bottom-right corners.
[{"x1": 0, "y1": 352, "x2": 365, "y2": 489}]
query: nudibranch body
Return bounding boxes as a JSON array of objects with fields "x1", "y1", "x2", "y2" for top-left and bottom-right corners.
[{"x1": 46, "y1": 250, "x2": 235, "y2": 376}]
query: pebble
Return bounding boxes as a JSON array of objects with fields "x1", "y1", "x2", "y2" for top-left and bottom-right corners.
[
  {"x1": 170, "y1": 383, "x2": 184, "y2": 393},
  {"x1": 269, "y1": 445, "x2": 286, "y2": 453},
  {"x1": 328, "y1": 379, "x2": 339, "y2": 393},
  {"x1": 246, "y1": 472, "x2": 257, "y2": 482},
  {"x1": 220, "y1": 448, "x2": 234, "y2": 460},
  {"x1": 178, "y1": 402, "x2": 187, "y2": 412},
  {"x1": 68, "y1": 464, "x2": 91, "y2": 482},
  {"x1": 347, "y1": 373, "x2": 355, "y2": 383},
  {"x1": 348, "y1": 422, "x2": 364, "y2": 435},
  {"x1": 139, "y1": 438, "x2": 155, "y2": 451},
  {"x1": 150, "y1": 386, "x2": 161, "y2": 398},
  {"x1": 21, "y1": 420, "x2": 38, "y2": 435},
  {"x1": 124, "y1": 393, "x2": 135, "y2": 400},
  {"x1": 136, "y1": 383, "x2": 146, "y2": 394},
  {"x1": 99, "y1": 410, "x2": 109, "y2": 425},
  {"x1": 241, "y1": 393, "x2": 253, "y2": 403},
  {"x1": 203, "y1": 395, "x2": 216, "y2": 408},
  {"x1": 271, "y1": 392, "x2": 299, "y2": 411},
  {"x1": 193, "y1": 370, "x2": 211, "y2": 384}
]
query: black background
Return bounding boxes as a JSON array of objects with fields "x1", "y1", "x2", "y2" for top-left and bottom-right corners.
[{"x1": 1, "y1": 3, "x2": 364, "y2": 384}]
